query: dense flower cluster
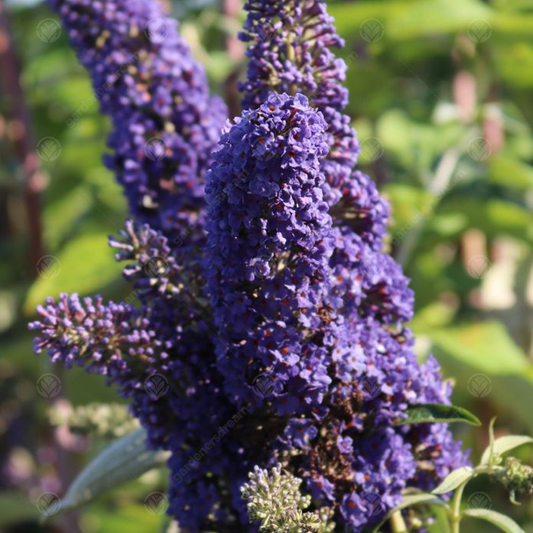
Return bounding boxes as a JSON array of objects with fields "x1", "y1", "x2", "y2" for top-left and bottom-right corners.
[
  {"x1": 205, "y1": 93, "x2": 343, "y2": 413},
  {"x1": 30, "y1": 0, "x2": 470, "y2": 532},
  {"x1": 204, "y1": 93, "x2": 468, "y2": 531},
  {"x1": 51, "y1": 0, "x2": 226, "y2": 238},
  {"x1": 29, "y1": 292, "x2": 257, "y2": 532},
  {"x1": 241, "y1": 463, "x2": 330, "y2": 533},
  {"x1": 239, "y1": 0, "x2": 388, "y2": 249}
]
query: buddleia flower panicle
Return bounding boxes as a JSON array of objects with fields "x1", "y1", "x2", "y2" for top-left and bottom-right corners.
[
  {"x1": 205, "y1": 92, "x2": 342, "y2": 413},
  {"x1": 204, "y1": 92, "x2": 468, "y2": 532},
  {"x1": 239, "y1": 0, "x2": 388, "y2": 249},
  {"x1": 50, "y1": 0, "x2": 227, "y2": 238},
  {"x1": 29, "y1": 293, "x2": 154, "y2": 374},
  {"x1": 109, "y1": 219, "x2": 207, "y2": 313},
  {"x1": 30, "y1": 0, "x2": 472, "y2": 531}
]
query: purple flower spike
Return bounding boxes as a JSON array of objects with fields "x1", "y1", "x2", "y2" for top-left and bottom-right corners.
[
  {"x1": 239, "y1": 0, "x2": 389, "y2": 249},
  {"x1": 50, "y1": 0, "x2": 227, "y2": 239},
  {"x1": 29, "y1": 1, "x2": 471, "y2": 532},
  {"x1": 205, "y1": 92, "x2": 342, "y2": 412}
]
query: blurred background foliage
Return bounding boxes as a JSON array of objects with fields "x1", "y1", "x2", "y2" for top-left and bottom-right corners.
[{"x1": 0, "y1": 0, "x2": 533, "y2": 531}]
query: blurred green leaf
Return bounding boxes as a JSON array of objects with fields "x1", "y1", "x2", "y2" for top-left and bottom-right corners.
[
  {"x1": 43, "y1": 186, "x2": 93, "y2": 250},
  {"x1": 428, "y1": 505, "x2": 453, "y2": 533},
  {"x1": 425, "y1": 322, "x2": 533, "y2": 433},
  {"x1": 463, "y1": 509, "x2": 525, "y2": 533},
  {"x1": 55, "y1": 429, "x2": 169, "y2": 516},
  {"x1": 439, "y1": 198, "x2": 533, "y2": 242},
  {"x1": 395, "y1": 404, "x2": 481, "y2": 426},
  {"x1": 24, "y1": 232, "x2": 122, "y2": 313},
  {"x1": 330, "y1": 0, "x2": 493, "y2": 42},
  {"x1": 429, "y1": 321, "x2": 528, "y2": 375},
  {"x1": 82, "y1": 501, "x2": 163, "y2": 533},
  {"x1": 0, "y1": 492, "x2": 41, "y2": 527},
  {"x1": 490, "y1": 156, "x2": 533, "y2": 189}
]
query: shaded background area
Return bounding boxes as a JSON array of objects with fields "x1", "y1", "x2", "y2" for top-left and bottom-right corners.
[{"x1": 0, "y1": 0, "x2": 532, "y2": 531}]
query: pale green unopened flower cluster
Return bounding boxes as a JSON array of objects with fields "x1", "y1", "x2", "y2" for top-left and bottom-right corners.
[
  {"x1": 241, "y1": 464, "x2": 333, "y2": 533},
  {"x1": 498, "y1": 457, "x2": 533, "y2": 503},
  {"x1": 49, "y1": 402, "x2": 139, "y2": 439}
]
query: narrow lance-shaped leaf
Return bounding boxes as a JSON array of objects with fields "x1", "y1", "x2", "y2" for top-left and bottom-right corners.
[
  {"x1": 432, "y1": 467, "x2": 475, "y2": 495},
  {"x1": 481, "y1": 436, "x2": 533, "y2": 465},
  {"x1": 463, "y1": 509, "x2": 526, "y2": 533},
  {"x1": 49, "y1": 429, "x2": 169, "y2": 518},
  {"x1": 394, "y1": 404, "x2": 481, "y2": 427}
]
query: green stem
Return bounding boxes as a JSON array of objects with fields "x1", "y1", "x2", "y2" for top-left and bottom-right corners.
[
  {"x1": 396, "y1": 147, "x2": 461, "y2": 266},
  {"x1": 286, "y1": 33, "x2": 297, "y2": 95},
  {"x1": 390, "y1": 510, "x2": 408, "y2": 533},
  {"x1": 450, "y1": 481, "x2": 467, "y2": 533}
]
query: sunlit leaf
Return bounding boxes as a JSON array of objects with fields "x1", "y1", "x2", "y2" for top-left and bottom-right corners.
[
  {"x1": 394, "y1": 404, "x2": 480, "y2": 426},
  {"x1": 429, "y1": 322, "x2": 529, "y2": 375},
  {"x1": 463, "y1": 509, "x2": 525, "y2": 533},
  {"x1": 481, "y1": 436, "x2": 533, "y2": 465},
  {"x1": 25, "y1": 232, "x2": 123, "y2": 313},
  {"x1": 432, "y1": 467, "x2": 475, "y2": 495}
]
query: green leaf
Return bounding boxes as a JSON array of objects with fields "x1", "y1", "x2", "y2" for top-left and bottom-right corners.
[
  {"x1": 425, "y1": 322, "x2": 533, "y2": 433},
  {"x1": 463, "y1": 509, "x2": 525, "y2": 533},
  {"x1": 372, "y1": 493, "x2": 448, "y2": 533},
  {"x1": 489, "y1": 156, "x2": 533, "y2": 190},
  {"x1": 53, "y1": 429, "x2": 169, "y2": 517},
  {"x1": 24, "y1": 232, "x2": 123, "y2": 313},
  {"x1": 481, "y1": 436, "x2": 533, "y2": 465},
  {"x1": 0, "y1": 492, "x2": 41, "y2": 528},
  {"x1": 428, "y1": 322, "x2": 529, "y2": 375},
  {"x1": 437, "y1": 199, "x2": 533, "y2": 244},
  {"x1": 329, "y1": 0, "x2": 493, "y2": 43},
  {"x1": 432, "y1": 467, "x2": 475, "y2": 495},
  {"x1": 394, "y1": 404, "x2": 481, "y2": 426}
]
